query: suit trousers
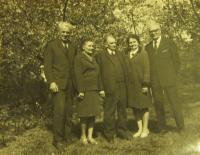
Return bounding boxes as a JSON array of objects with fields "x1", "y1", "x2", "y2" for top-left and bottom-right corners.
[
  {"x1": 52, "y1": 83, "x2": 73, "y2": 143},
  {"x1": 103, "y1": 82, "x2": 128, "y2": 138},
  {"x1": 151, "y1": 84, "x2": 184, "y2": 131}
]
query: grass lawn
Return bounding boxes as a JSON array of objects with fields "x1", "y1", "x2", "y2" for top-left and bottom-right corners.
[{"x1": 1, "y1": 85, "x2": 200, "y2": 155}]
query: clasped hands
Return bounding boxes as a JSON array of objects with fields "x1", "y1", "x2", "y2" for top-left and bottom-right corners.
[
  {"x1": 50, "y1": 82, "x2": 59, "y2": 93},
  {"x1": 142, "y1": 87, "x2": 148, "y2": 93}
]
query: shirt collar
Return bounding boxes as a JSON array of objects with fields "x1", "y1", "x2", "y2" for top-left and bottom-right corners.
[
  {"x1": 83, "y1": 52, "x2": 93, "y2": 61},
  {"x1": 130, "y1": 48, "x2": 139, "y2": 55},
  {"x1": 62, "y1": 42, "x2": 68, "y2": 48},
  {"x1": 154, "y1": 36, "x2": 161, "y2": 45},
  {"x1": 157, "y1": 36, "x2": 161, "y2": 44},
  {"x1": 107, "y1": 48, "x2": 115, "y2": 55}
]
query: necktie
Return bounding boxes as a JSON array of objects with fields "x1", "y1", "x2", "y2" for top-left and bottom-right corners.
[
  {"x1": 154, "y1": 40, "x2": 157, "y2": 49},
  {"x1": 64, "y1": 43, "x2": 68, "y2": 48},
  {"x1": 62, "y1": 42, "x2": 68, "y2": 48}
]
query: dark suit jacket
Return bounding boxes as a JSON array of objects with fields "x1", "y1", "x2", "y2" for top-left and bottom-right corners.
[
  {"x1": 74, "y1": 52, "x2": 103, "y2": 92},
  {"x1": 44, "y1": 39, "x2": 76, "y2": 89},
  {"x1": 96, "y1": 50, "x2": 128, "y2": 93},
  {"x1": 145, "y1": 37, "x2": 180, "y2": 87}
]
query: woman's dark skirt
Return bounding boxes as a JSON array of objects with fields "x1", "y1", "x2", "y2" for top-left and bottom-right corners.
[{"x1": 77, "y1": 91, "x2": 102, "y2": 117}]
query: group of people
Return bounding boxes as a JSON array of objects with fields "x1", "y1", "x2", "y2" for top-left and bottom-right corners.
[{"x1": 43, "y1": 21, "x2": 185, "y2": 151}]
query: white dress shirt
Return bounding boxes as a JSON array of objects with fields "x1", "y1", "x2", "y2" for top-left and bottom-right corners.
[
  {"x1": 62, "y1": 42, "x2": 68, "y2": 48},
  {"x1": 107, "y1": 48, "x2": 115, "y2": 55},
  {"x1": 154, "y1": 36, "x2": 161, "y2": 48}
]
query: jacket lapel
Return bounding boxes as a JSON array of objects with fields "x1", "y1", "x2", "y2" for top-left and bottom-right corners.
[
  {"x1": 81, "y1": 53, "x2": 95, "y2": 66},
  {"x1": 157, "y1": 37, "x2": 166, "y2": 52},
  {"x1": 148, "y1": 41, "x2": 155, "y2": 56},
  {"x1": 67, "y1": 43, "x2": 75, "y2": 60},
  {"x1": 57, "y1": 39, "x2": 68, "y2": 58},
  {"x1": 117, "y1": 52, "x2": 126, "y2": 72}
]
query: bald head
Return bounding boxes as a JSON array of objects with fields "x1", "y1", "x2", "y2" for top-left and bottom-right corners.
[
  {"x1": 148, "y1": 21, "x2": 161, "y2": 40},
  {"x1": 106, "y1": 35, "x2": 117, "y2": 51}
]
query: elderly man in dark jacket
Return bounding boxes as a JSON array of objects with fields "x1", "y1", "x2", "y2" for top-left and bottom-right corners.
[
  {"x1": 96, "y1": 35, "x2": 131, "y2": 142},
  {"x1": 44, "y1": 22, "x2": 76, "y2": 150},
  {"x1": 145, "y1": 21, "x2": 184, "y2": 133}
]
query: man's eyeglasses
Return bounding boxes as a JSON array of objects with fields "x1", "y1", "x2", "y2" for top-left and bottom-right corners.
[{"x1": 61, "y1": 31, "x2": 70, "y2": 35}]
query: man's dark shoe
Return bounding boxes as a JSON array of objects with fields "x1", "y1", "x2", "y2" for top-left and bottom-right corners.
[
  {"x1": 65, "y1": 136, "x2": 76, "y2": 145},
  {"x1": 105, "y1": 137, "x2": 114, "y2": 143},
  {"x1": 159, "y1": 129, "x2": 168, "y2": 134},
  {"x1": 53, "y1": 141, "x2": 65, "y2": 152},
  {"x1": 117, "y1": 131, "x2": 132, "y2": 140},
  {"x1": 104, "y1": 135, "x2": 115, "y2": 143},
  {"x1": 156, "y1": 125, "x2": 168, "y2": 134},
  {"x1": 177, "y1": 127, "x2": 185, "y2": 135}
]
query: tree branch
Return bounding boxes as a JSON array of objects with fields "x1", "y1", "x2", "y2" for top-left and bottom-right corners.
[
  {"x1": 130, "y1": 12, "x2": 137, "y2": 34},
  {"x1": 190, "y1": 0, "x2": 200, "y2": 22},
  {"x1": 63, "y1": 0, "x2": 69, "y2": 21},
  {"x1": 171, "y1": 0, "x2": 186, "y2": 24}
]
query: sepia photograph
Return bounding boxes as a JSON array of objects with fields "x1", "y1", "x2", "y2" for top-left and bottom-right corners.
[{"x1": 0, "y1": 0, "x2": 200, "y2": 154}]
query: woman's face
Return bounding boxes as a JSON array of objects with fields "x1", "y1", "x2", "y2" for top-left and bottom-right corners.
[
  {"x1": 83, "y1": 41, "x2": 94, "y2": 54},
  {"x1": 129, "y1": 38, "x2": 139, "y2": 50}
]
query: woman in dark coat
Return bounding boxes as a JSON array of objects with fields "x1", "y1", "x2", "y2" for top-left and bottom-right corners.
[
  {"x1": 74, "y1": 38, "x2": 105, "y2": 145},
  {"x1": 125, "y1": 34, "x2": 151, "y2": 138}
]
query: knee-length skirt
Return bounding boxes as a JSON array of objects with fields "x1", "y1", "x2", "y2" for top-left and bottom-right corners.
[{"x1": 77, "y1": 91, "x2": 102, "y2": 117}]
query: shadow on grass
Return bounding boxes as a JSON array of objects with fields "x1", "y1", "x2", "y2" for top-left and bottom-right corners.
[{"x1": 45, "y1": 118, "x2": 178, "y2": 139}]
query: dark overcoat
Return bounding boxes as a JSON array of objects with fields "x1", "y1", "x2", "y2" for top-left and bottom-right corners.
[
  {"x1": 74, "y1": 52, "x2": 103, "y2": 92},
  {"x1": 74, "y1": 52, "x2": 103, "y2": 117},
  {"x1": 145, "y1": 37, "x2": 180, "y2": 87},
  {"x1": 125, "y1": 49, "x2": 151, "y2": 109},
  {"x1": 44, "y1": 39, "x2": 76, "y2": 89}
]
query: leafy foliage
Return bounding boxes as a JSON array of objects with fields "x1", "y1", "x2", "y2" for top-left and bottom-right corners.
[
  {"x1": 161, "y1": 0, "x2": 200, "y2": 83},
  {"x1": 0, "y1": 0, "x2": 199, "y2": 113},
  {"x1": 0, "y1": 0, "x2": 199, "y2": 153}
]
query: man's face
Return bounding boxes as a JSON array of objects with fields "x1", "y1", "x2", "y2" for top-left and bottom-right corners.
[
  {"x1": 149, "y1": 24, "x2": 161, "y2": 40},
  {"x1": 59, "y1": 26, "x2": 71, "y2": 43},
  {"x1": 106, "y1": 36, "x2": 117, "y2": 51}
]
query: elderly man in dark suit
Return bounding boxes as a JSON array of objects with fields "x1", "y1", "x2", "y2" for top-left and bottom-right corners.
[
  {"x1": 96, "y1": 35, "x2": 131, "y2": 142},
  {"x1": 44, "y1": 22, "x2": 76, "y2": 150},
  {"x1": 145, "y1": 22, "x2": 184, "y2": 133}
]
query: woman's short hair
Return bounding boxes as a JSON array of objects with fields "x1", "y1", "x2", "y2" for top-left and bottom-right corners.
[
  {"x1": 80, "y1": 37, "x2": 93, "y2": 47},
  {"x1": 126, "y1": 34, "x2": 140, "y2": 45},
  {"x1": 126, "y1": 34, "x2": 142, "y2": 53}
]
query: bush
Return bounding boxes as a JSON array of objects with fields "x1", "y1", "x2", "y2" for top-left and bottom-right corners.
[{"x1": 0, "y1": 0, "x2": 200, "y2": 108}]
